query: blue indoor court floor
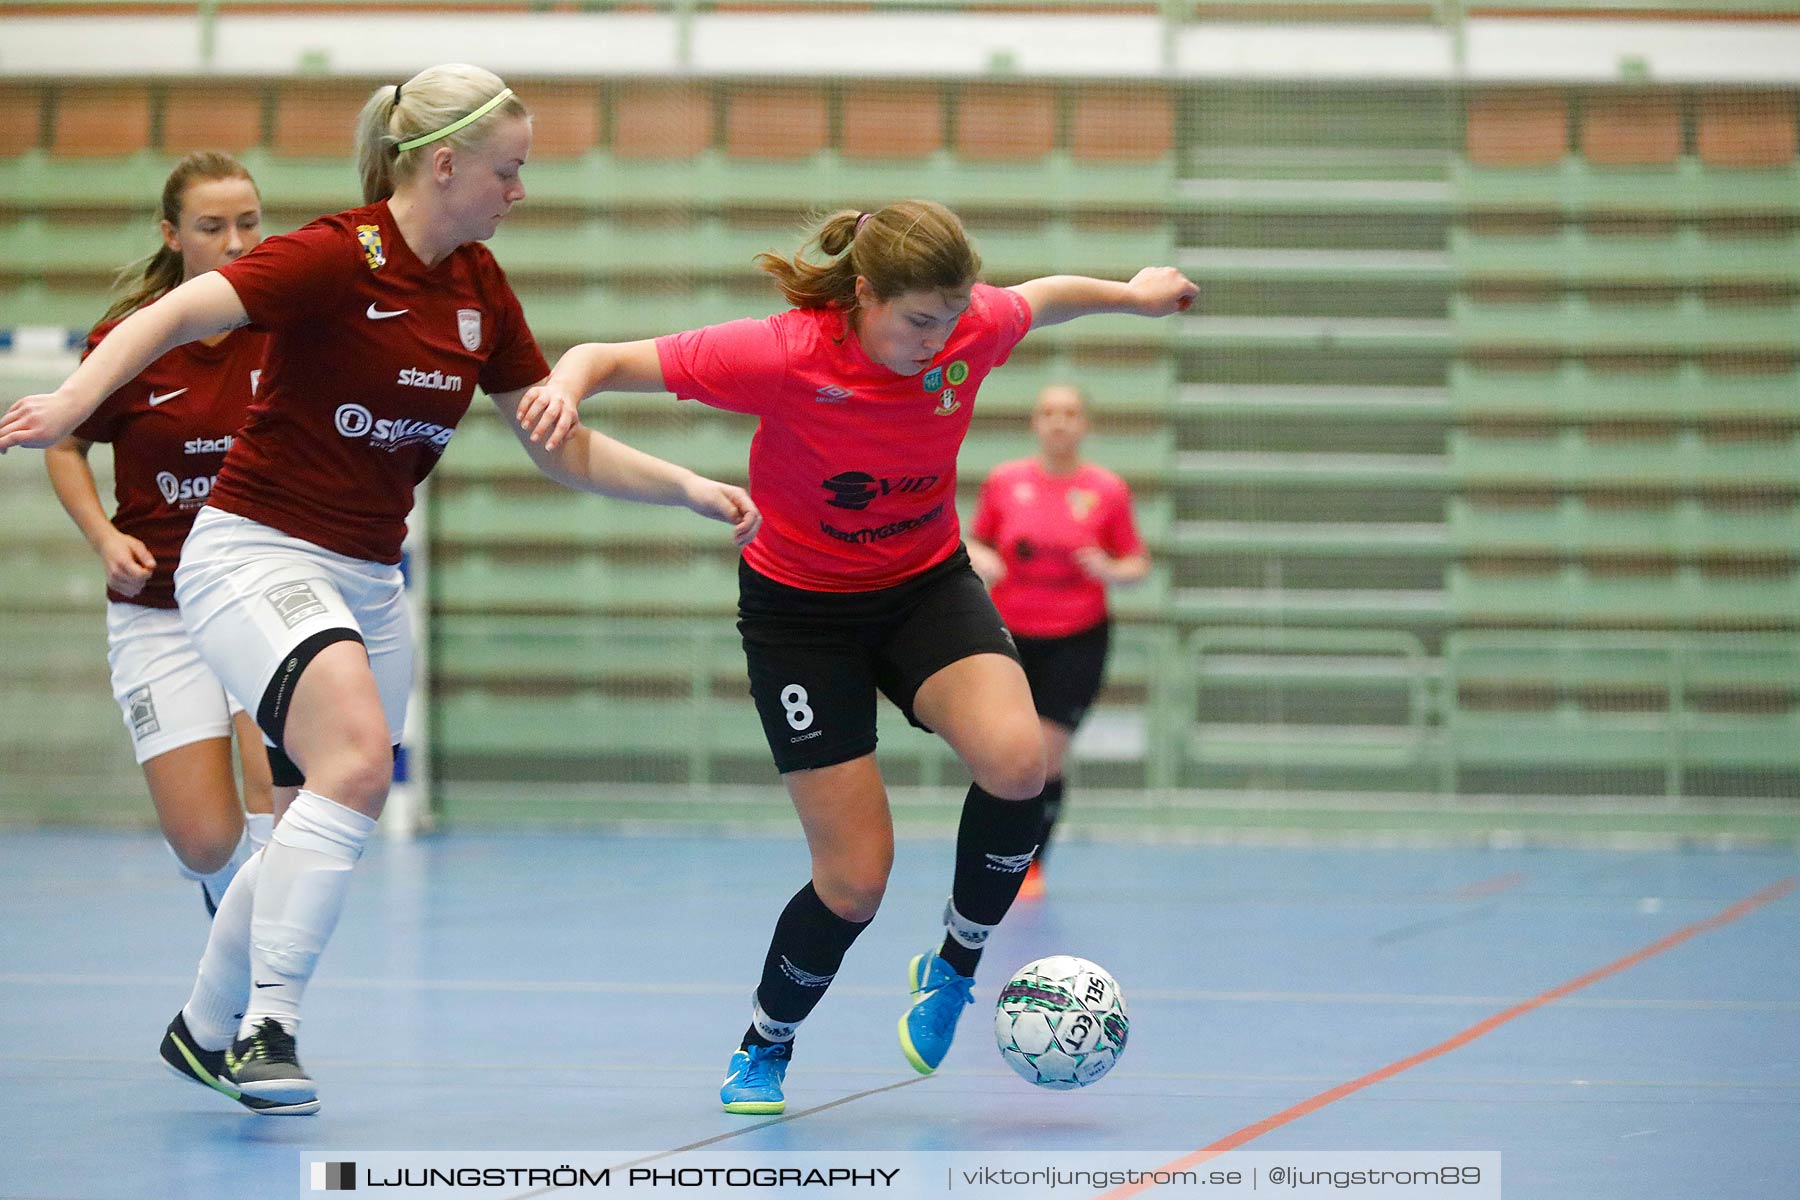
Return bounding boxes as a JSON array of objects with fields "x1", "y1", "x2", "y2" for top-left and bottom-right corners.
[{"x1": 0, "y1": 829, "x2": 1794, "y2": 1200}]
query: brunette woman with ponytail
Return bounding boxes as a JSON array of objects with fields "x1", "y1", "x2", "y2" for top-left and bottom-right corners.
[
  {"x1": 44, "y1": 151, "x2": 279, "y2": 927},
  {"x1": 531, "y1": 198, "x2": 1197, "y2": 1114}
]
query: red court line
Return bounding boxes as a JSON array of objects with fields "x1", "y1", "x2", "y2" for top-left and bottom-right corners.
[
  {"x1": 1097, "y1": 874, "x2": 1797, "y2": 1199},
  {"x1": 1453, "y1": 871, "x2": 1528, "y2": 900}
]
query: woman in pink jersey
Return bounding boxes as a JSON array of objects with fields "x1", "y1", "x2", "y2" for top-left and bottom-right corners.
[
  {"x1": 967, "y1": 383, "x2": 1151, "y2": 899},
  {"x1": 529, "y1": 198, "x2": 1196, "y2": 1113},
  {"x1": 44, "y1": 152, "x2": 279, "y2": 918},
  {"x1": 2, "y1": 64, "x2": 758, "y2": 1117}
]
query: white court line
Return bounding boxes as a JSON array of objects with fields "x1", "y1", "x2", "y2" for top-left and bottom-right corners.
[
  {"x1": 1, "y1": 1052, "x2": 1794, "y2": 1094},
  {"x1": 1, "y1": 972, "x2": 1795, "y2": 1012}
]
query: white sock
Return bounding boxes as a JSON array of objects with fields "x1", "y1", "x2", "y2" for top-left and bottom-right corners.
[
  {"x1": 241, "y1": 790, "x2": 376, "y2": 1038},
  {"x1": 182, "y1": 847, "x2": 262, "y2": 1051},
  {"x1": 172, "y1": 823, "x2": 258, "y2": 913},
  {"x1": 245, "y1": 811, "x2": 273, "y2": 849}
]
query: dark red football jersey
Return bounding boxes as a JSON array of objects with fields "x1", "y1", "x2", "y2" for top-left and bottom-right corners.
[
  {"x1": 212, "y1": 199, "x2": 548, "y2": 563},
  {"x1": 74, "y1": 321, "x2": 269, "y2": 608}
]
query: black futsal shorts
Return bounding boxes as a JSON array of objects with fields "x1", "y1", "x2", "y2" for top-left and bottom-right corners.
[
  {"x1": 1013, "y1": 619, "x2": 1111, "y2": 731},
  {"x1": 737, "y1": 546, "x2": 1021, "y2": 773}
]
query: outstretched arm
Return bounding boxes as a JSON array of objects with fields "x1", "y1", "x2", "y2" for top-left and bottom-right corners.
[
  {"x1": 492, "y1": 382, "x2": 760, "y2": 548},
  {"x1": 1010, "y1": 267, "x2": 1197, "y2": 331},
  {"x1": 0, "y1": 273, "x2": 246, "y2": 453},
  {"x1": 507, "y1": 338, "x2": 668, "y2": 449}
]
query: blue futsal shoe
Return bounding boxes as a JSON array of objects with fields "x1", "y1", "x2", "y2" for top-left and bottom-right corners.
[
  {"x1": 898, "y1": 951, "x2": 975, "y2": 1074},
  {"x1": 720, "y1": 1042, "x2": 791, "y2": 1115}
]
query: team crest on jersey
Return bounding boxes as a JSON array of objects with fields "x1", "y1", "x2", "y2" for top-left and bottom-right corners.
[
  {"x1": 355, "y1": 224, "x2": 387, "y2": 271},
  {"x1": 457, "y1": 308, "x2": 482, "y2": 351},
  {"x1": 1067, "y1": 488, "x2": 1099, "y2": 521},
  {"x1": 922, "y1": 366, "x2": 944, "y2": 391},
  {"x1": 932, "y1": 389, "x2": 959, "y2": 416}
]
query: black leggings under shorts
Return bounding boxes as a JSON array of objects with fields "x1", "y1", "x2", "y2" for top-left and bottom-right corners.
[{"x1": 737, "y1": 545, "x2": 1021, "y2": 773}]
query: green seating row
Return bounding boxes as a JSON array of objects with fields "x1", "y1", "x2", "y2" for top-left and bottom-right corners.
[
  {"x1": 1452, "y1": 296, "x2": 1800, "y2": 353},
  {"x1": 482, "y1": 355, "x2": 1175, "y2": 418},
  {"x1": 0, "y1": 148, "x2": 1176, "y2": 217},
  {"x1": 436, "y1": 612, "x2": 1174, "y2": 690},
  {"x1": 1177, "y1": 384, "x2": 1452, "y2": 421},
  {"x1": 1451, "y1": 228, "x2": 1800, "y2": 286},
  {"x1": 1179, "y1": 626, "x2": 1439, "y2": 772},
  {"x1": 432, "y1": 550, "x2": 742, "y2": 617},
  {"x1": 1179, "y1": 314, "x2": 1453, "y2": 354},
  {"x1": 0, "y1": 283, "x2": 109, "y2": 332},
  {"x1": 1168, "y1": 585, "x2": 1452, "y2": 628},
  {"x1": 1448, "y1": 564, "x2": 1800, "y2": 625},
  {"x1": 433, "y1": 542, "x2": 1173, "y2": 623},
  {"x1": 1174, "y1": 449, "x2": 1451, "y2": 489},
  {"x1": 0, "y1": 544, "x2": 106, "y2": 608},
  {"x1": 1168, "y1": 519, "x2": 1449, "y2": 558},
  {"x1": 0, "y1": 610, "x2": 107, "y2": 678},
  {"x1": 512, "y1": 287, "x2": 1182, "y2": 349},
  {"x1": 0, "y1": 217, "x2": 153, "y2": 279},
  {"x1": 1174, "y1": 176, "x2": 1453, "y2": 217},
  {"x1": 1451, "y1": 158, "x2": 1800, "y2": 217},
  {"x1": 490, "y1": 216, "x2": 1174, "y2": 282},
  {"x1": 1181, "y1": 246, "x2": 1451, "y2": 286},
  {"x1": 1182, "y1": 144, "x2": 1452, "y2": 185},
  {"x1": 1449, "y1": 429, "x2": 1800, "y2": 490},
  {"x1": 1442, "y1": 632, "x2": 1800, "y2": 793},
  {"x1": 0, "y1": 684, "x2": 125, "y2": 752},
  {"x1": 446, "y1": 411, "x2": 1177, "y2": 485},
  {"x1": 433, "y1": 617, "x2": 1181, "y2": 787},
  {"x1": 436, "y1": 481, "x2": 1175, "y2": 551},
  {"x1": 1449, "y1": 497, "x2": 1800, "y2": 559},
  {"x1": 1449, "y1": 362, "x2": 1800, "y2": 422}
]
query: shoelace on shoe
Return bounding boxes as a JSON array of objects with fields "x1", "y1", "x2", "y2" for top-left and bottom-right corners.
[
  {"x1": 239, "y1": 1018, "x2": 298, "y2": 1066},
  {"x1": 740, "y1": 1043, "x2": 790, "y2": 1087},
  {"x1": 919, "y1": 973, "x2": 975, "y2": 1037}
]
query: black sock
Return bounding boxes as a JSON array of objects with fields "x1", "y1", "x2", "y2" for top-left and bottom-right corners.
[
  {"x1": 1036, "y1": 777, "x2": 1065, "y2": 866},
  {"x1": 741, "y1": 882, "x2": 871, "y2": 1049},
  {"x1": 936, "y1": 782, "x2": 1045, "y2": 977}
]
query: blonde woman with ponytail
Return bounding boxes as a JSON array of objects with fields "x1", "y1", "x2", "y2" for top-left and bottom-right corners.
[
  {"x1": 3, "y1": 64, "x2": 757, "y2": 1117},
  {"x1": 532, "y1": 199, "x2": 1197, "y2": 1114},
  {"x1": 44, "y1": 152, "x2": 278, "y2": 925}
]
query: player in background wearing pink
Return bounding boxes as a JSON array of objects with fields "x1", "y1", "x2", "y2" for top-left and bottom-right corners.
[
  {"x1": 1, "y1": 64, "x2": 758, "y2": 1117},
  {"x1": 967, "y1": 384, "x2": 1151, "y2": 900},
  {"x1": 527, "y1": 199, "x2": 1196, "y2": 1113},
  {"x1": 44, "y1": 152, "x2": 280, "y2": 919}
]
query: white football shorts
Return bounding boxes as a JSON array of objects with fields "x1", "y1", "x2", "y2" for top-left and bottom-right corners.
[
  {"x1": 105, "y1": 602, "x2": 246, "y2": 764},
  {"x1": 174, "y1": 506, "x2": 412, "y2": 752}
]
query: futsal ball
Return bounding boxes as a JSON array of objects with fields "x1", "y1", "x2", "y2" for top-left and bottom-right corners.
[{"x1": 994, "y1": 955, "x2": 1129, "y2": 1090}]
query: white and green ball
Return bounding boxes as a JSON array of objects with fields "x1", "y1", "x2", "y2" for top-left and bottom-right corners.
[{"x1": 994, "y1": 955, "x2": 1129, "y2": 1089}]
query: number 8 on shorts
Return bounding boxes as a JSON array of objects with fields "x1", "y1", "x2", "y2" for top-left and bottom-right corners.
[{"x1": 780, "y1": 683, "x2": 814, "y2": 731}]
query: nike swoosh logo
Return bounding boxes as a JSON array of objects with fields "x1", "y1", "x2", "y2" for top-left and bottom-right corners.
[
  {"x1": 254, "y1": 981, "x2": 283, "y2": 988},
  {"x1": 366, "y1": 303, "x2": 409, "y2": 320},
  {"x1": 147, "y1": 388, "x2": 188, "y2": 406}
]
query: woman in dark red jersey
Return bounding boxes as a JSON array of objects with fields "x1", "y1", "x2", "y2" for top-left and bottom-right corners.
[
  {"x1": 45, "y1": 152, "x2": 278, "y2": 918},
  {"x1": 2, "y1": 64, "x2": 757, "y2": 1117},
  {"x1": 967, "y1": 383, "x2": 1151, "y2": 900},
  {"x1": 529, "y1": 199, "x2": 1196, "y2": 1113}
]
